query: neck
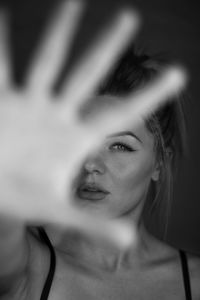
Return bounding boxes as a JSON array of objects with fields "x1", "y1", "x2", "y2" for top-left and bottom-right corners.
[{"x1": 47, "y1": 217, "x2": 155, "y2": 273}]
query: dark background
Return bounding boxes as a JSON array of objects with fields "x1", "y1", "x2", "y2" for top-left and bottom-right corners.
[{"x1": 2, "y1": 0, "x2": 200, "y2": 253}]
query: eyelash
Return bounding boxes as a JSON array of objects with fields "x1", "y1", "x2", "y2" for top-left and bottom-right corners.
[{"x1": 109, "y1": 142, "x2": 134, "y2": 152}]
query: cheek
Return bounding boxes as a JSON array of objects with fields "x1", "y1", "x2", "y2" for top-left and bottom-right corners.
[{"x1": 105, "y1": 153, "x2": 155, "y2": 191}]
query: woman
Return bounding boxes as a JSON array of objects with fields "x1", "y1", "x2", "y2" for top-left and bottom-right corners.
[
  {"x1": 39, "y1": 49, "x2": 200, "y2": 300},
  {"x1": 0, "y1": 3, "x2": 199, "y2": 300}
]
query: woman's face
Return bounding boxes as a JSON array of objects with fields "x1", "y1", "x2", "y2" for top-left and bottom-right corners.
[{"x1": 74, "y1": 98, "x2": 160, "y2": 219}]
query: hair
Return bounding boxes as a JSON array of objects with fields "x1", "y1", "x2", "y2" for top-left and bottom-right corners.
[{"x1": 98, "y1": 45, "x2": 187, "y2": 237}]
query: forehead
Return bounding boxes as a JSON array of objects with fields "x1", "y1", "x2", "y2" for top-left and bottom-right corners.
[{"x1": 81, "y1": 95, "x2": 154, "y2": 146}]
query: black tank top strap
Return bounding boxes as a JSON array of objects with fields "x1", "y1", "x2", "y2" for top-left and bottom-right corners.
[
  {"x1": 179, "y1": 250, "x2": 192, "y2": 300},
  {"x1": 36, "y1": 230, "x2": 193, "y2": 300},
  {"x1": 38, "y1": 227, "x2": 56, "y2": 300}
]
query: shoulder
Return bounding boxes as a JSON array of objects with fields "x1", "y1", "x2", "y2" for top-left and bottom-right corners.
[
  {"x1": 149, "y1": 237, "x2": 200, "y2": 299},
  {"x1": 1, "y1": 227, "x2": 50, "y2": 300},
  {"x1": 184, "y1": 250, "x2": 200, "y2": 274},
  {"x1": 185, "y1": 250, "x2": 200, "y2": 299},
  {"x1": 26, "y1": 227, "x2": 52, "y2": 299},
  {"x1": 186, "y1": 250, "x2": 200, "y2": 271}
]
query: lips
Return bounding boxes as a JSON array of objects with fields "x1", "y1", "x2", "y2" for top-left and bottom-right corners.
[{"x1": 77, "y1": 183, "x2": 109, "y2": 201}]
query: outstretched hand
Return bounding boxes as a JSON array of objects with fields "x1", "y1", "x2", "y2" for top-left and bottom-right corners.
[{"x1": 0, "y1": 0, "x2": 187, "y2": 248}]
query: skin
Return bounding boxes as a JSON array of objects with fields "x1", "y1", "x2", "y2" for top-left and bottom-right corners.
[
  {"x1": 33, "y1": 101, "x2": 199, "y2": 300},
  {"x1": 0, "y1": 3, "x2": 198, "y2": 299},
  {"x1": 44, "y1": 95, "x2": 161, "y2": 267},
  {"x1": 74, "y1": 111, "x2": 159, "y2": 219},
  {"x1": 0, "y1": 51, "x2": 199, "y2": 300}
]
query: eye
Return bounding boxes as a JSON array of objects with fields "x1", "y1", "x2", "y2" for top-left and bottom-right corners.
[{"x1": 109, "y1": 142, "x2": 134, "y2": 152}]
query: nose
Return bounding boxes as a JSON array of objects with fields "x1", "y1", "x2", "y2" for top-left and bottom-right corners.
[{"x1": 83, "y1": 153, "x2": 106, "y2": 175}]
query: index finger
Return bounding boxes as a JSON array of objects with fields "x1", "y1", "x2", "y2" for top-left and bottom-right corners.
[
  {"x1": 86, "y1": 65, "x2": 187, "y2": 138},
  {"x1": 58, "y1": 9, "x2": 140, "y2": 118}
]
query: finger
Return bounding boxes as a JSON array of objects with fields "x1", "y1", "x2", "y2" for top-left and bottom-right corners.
[
  {"x1": 88, "y1": 65, "x2": 187, "y2": 137},
  {"x1": 40, "y1": 204, "x2": 136, "y2": 250},
  {"x1": 0, "y1": 10, "x2": 11, "y2": 90},
  {"x1": 26, "y1": 0, "x2": 83, "y2": 98},
  {"x1": 0, "y1": 195, "x2": 135, "y2": 249},
  {"x1": 59, "y1": 9, "x2": 140, "y2": 118},
  {"x1": 0, "y1": 160, "x2": 135, "y2": 249},
  {"x1": 50, "y1": 206, "x2": 136, "y2": 249}
]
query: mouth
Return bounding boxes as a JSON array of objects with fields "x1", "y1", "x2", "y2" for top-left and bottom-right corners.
[{"x1": 76, "y1": 183, "x2": 110, "y2": 201}]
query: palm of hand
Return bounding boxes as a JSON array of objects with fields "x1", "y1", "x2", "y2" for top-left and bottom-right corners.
[
  {"x1": 0, "y1": 0, "x2": 186, "y2": 247},
  {"x1": 0, "y1": 92, "x2": 90, "y2": 219}
]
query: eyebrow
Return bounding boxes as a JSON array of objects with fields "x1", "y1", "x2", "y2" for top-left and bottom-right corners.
[{"x1": 108, "y1": 131, "x2": 142, "y2": 143}]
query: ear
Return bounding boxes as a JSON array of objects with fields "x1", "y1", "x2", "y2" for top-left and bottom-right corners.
[
  {"x1": 151, "y1": 147, "x2": 173, "y2": 182},
  {"x1": 151, "y1": 162, "x2": 161, "y2": 182}
]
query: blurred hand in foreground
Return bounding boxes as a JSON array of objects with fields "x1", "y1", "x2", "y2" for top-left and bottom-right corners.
[{"x1": 0, "y1": 0, "x2": 187, "y2": 248}]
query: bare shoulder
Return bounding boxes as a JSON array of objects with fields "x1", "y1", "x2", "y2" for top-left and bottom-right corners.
[
  {"x1": 187, "y1": 250, "x2": 200, "y2": 273},
  {"x1": 186, "y1": 251, "x2": 200, "y2": 299},
  {"x1": 1, "y1": 227, "x2": 50, "y2": 300},
  {"x1": 25, "y1": 227, "x2": 51, "y2": 300},
  {"x1": 148, "y1": 236, "x2": 200, "y2": 299}
]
